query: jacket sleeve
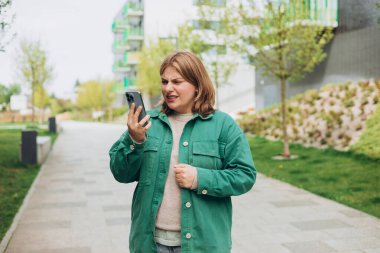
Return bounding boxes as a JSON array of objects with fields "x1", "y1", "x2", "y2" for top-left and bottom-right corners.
[
  {"x1": 195, "y1": 121, "x2": 257, "y2": 197},
  {"x1": 109, "y1": 131, "x2": 145, "y2": 183}
]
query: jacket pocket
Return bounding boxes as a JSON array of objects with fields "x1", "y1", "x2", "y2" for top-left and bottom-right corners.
[
  {"x1": 140, "y1": 136, "x2": 159, "y2": 185},
  {"x1": 192, "y1": 141, "x2": 225, "y2": 170}
]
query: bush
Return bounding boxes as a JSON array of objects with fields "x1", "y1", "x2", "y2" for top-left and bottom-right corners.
[{"x1": 351, "y1": 103, "x2": 380, "y2": 159}]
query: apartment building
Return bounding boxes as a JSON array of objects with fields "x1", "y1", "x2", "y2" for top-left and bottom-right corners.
[
  {"x1": 111, "y1": 0, "x2": 255, "y2": 115},
  {"x1": 255, "y1": 0, "x2": 380, "y2": 110}
]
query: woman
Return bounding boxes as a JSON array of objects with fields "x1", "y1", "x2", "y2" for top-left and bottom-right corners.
[{"x1": 109, "y1": 51, "x2": 256, "y2": 253}]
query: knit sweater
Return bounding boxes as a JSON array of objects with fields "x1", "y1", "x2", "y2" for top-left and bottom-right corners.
[{"x1": 155, "y1": 113, "x2": 197, "y2": 246}]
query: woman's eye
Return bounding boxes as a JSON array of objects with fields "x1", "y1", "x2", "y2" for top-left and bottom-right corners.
[{"x1": 161, "y1": 79, "x2": 168, "y2": 84}]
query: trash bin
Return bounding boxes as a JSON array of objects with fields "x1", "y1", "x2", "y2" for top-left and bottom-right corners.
[
  {"x1": 48, "y1": 117, "x2": 56, "y2": 133},
  {"x1": 21, "y1": 130, "x2": 37, "y2": 165}
]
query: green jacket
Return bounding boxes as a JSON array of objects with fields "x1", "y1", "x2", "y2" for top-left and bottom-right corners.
[{"x1": 109, "y1": 110, "x2": 256, "y2": 253}]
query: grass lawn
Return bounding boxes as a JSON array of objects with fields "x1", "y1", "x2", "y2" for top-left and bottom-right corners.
[
  {"x1": 249, "y1": 136, "x2": 380, "y2": 218},
  {"x1": 0, "y1": 127, "x2": 57, "y2": 241}
]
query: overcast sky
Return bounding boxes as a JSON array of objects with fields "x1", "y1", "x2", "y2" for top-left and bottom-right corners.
[{"x1": 0, "y1": 0, "x2": 126, "y2": 98}]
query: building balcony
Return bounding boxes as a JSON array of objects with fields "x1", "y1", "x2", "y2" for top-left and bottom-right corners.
[
  {"x1": 272, "y1": 0, "x2": 338, "y2": 27},
  {"x1": 113, "y1": 60, "x2": 130, "y2": 72},
  {"x1": 125, "y1": 26, "x2": 144, "y2": 40},
  {"x1": 113, "y1": 39, "x2": 130, "y2": 53},
  {"x1": 124, "y1": 77, "x2": 136, "y2": 88},
  {"x1": 193, "y1": 0, "x2": 226, "y2": 7},
  {"x1": 112, "y1": 19, "x2": 129, "y2": 32},
  {"x1": 113, "y1": 53, "x2": 140, "y2": 72},
  {"x1": 126, "y1": 52, "x2": 140, "y2": 65},
  {"x1": 123, "y1": 2, "x2": 144, "y2": 17}
]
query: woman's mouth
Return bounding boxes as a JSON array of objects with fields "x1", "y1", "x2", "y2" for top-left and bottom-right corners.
[{"x1": 166, "y1": 94, "x2": 178, "y2": 102}]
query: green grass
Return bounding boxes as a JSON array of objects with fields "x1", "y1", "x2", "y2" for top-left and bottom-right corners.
[
  {"x1": 0, "y1": 127, "x2": 57, "y2": 241},
  {"x1": 249, "y1": 136, "x2": 380, "y2": 218}
]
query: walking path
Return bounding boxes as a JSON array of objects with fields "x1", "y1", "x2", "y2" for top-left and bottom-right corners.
[{"x1": 2, "y1": 121, "x2": 380, "y2": 253}]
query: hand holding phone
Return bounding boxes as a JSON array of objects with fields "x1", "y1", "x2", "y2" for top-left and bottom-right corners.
[
  {"x1": 126, "y1": 91, "x2": 151, "y2": 143},
  {"x1": 126, "y1": 91, "x2": 147, "y2": 123}
]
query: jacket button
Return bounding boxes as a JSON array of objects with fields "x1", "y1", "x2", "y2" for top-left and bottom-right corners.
[
  {"x1": 183, "y1": 141, "x2": 189, "y2": 147},
  {"x1": 130, "y1": 144, "x2": 135, "y2": 151},
  {"x1": 185, "y1": 233, "x2": 191, "y2": 239},
  {"x1": 202, "y1": 189, "x2": 207, "y2": 195},
  {"x1": 185, "y1": 202, "x2": 191, "y2": 208}
]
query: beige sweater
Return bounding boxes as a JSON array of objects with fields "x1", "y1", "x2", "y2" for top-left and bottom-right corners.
[{"x1": 155, "y1": 113, "x2": 194, "y2": 232}]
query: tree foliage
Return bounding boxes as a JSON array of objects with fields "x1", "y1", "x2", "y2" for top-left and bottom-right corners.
[
  {"x1": 136, "y1": 39, "x2": 174, "y2": 97},
  {"x1": 0, "y1": 83, "x2": 20, "y2": 105},
  {"x1": 15, "y1": 39, "x2": 53, "y2": 122},
  {"x1": 177, "y1": 2, "x2": 238, "y2": 105},
  {"x1": 224, "y1": 0, "x2": 334, "y2": 157},
  {"x1": 76, "y1": 79, "x2": 117, "y2": 115},
  {"x1": 0, "y1": 0, "x2": 16, "y2": 52}
]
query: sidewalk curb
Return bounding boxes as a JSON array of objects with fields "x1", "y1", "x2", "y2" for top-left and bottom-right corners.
[{"x1": 0, "y1": 141, "x2": 56, "y2": 253}]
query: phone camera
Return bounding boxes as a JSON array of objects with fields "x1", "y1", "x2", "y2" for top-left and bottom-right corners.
[{"x1": 126, "y1": 94, "x2": 134, "y2": 102}]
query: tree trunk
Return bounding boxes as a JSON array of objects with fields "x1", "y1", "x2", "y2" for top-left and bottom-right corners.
[
  {"x1": 108, "y1": 106, "x2": 113, "y2": 122},
  {"x1": 214, "y1": 63, "x2": 219, "y2": 109},
  {"x1": 280, "y1": 78, "x2": 290, "y2": 157},
  {"x1": 31, "y1": 87, "x2": 35, "y2": 123}
]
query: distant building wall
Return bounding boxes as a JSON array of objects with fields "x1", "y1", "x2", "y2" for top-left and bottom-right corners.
[{"x1": 255, "y1": 0, "x2": 380, "y2": 110}]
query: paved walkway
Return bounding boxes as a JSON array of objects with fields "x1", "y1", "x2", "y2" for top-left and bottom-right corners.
[{"x1": 2, "y1": 121, "x2": 380, "y2": 253}]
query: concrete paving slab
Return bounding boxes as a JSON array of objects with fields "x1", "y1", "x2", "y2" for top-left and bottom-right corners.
[{"x1": 1, "y1": 121, "x2": 379, "y2": 253}]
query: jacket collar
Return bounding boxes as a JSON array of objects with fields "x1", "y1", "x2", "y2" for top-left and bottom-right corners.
[{"x1": 149, "y1": 110, "x2": 214, "y2": 121}]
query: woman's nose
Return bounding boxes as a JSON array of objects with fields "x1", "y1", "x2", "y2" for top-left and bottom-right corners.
[{"x1": 166, "y1": 82, "x2": 174, "y2": 91}]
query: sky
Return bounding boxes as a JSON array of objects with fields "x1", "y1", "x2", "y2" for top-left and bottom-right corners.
[{"x1": 0, "y1": 0, "x2": 126, "y2": 99}]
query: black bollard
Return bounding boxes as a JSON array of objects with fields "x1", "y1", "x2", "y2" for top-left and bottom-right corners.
[
  {"x1": 48, "y1": 117, "x2": 57, "y2": 133},
  {"x1": 21, "y1": 130, "x2": 37, "y2": 165}
]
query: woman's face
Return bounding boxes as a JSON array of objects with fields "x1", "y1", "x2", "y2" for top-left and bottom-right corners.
[{"x1": 161, "y1": 66, "x2": 197, "y2": 114}]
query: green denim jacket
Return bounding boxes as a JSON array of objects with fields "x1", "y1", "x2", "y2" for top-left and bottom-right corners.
[{"x1": 109, "y1": 110, "x2": 256, "y2": 253}]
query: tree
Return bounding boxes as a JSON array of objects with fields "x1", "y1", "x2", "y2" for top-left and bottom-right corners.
[
  {"x1": 0, "y1": 0, "x2": 16, "y2": 52},
  {"x1": 0, "y1": 83, "x2": 20, "y2": 107},
  {"x1": 102, "y1": 80, "x2": 117, "y2": 121},
  {"x1": 76, "y1": 80, "x2": 103, "y2": 111},
  {"x1": 50, "y1": 95, "x2": 73, "y2": 116},
  {"x1": 15, "y1": 39, "x2": 53, "y2": 122},
  {"x1": 136, "y1": 39, "x2": 175, "y2": 106},
  {"x1": 224, "y1": 0, "x2": 334, "y2": 158},
  {"x1": 178, "y1": 1, "x2": 238, "y2": 107},
  {"x1": 34, "y1": 85, "x2": 50, "y2": 123},
  {"x1": 76, "y1": 79, "x2": 117, "y2": 121}
]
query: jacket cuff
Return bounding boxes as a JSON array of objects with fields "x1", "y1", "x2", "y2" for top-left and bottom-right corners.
[
  {"x1": 195, "y1": 167, "x2": 213, "y2": 195},
  {"x1": 129, "y1": 134, "x2": 147, "y2": 145},
  {"x1": 121, "y1": 133, "x2": 145, "y2": 155},
  {"x1": 190, "y1": 168, "x2": 198, "y2": 190}
]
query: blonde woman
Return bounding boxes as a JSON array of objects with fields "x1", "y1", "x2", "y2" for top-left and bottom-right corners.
[{"x1": 109, "y1": 51, "x2": 256, "y2": 253}]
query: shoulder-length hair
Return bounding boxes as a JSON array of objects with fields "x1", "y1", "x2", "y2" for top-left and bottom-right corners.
[{"x1": 159, "y1": 51, "x2": 215, "y2": 116}]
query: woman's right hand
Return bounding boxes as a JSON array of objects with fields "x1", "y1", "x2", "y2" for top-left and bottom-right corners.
[{"x1": 127, "y1": 103, "x2": 152, "y2": 143}]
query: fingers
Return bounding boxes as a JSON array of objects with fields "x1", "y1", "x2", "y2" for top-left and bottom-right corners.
[
  {"x1": 144, "y1": 121, "x2": 152, "y2": 130},
  {"x1": 138, "y1": 115, "x2": 150, "y2": 127},
  {"x1": 133, "y1": 106, "x2": 143, "y2": 121},
  {"x1": 174, "y1": 164, "x2": 195, "y2": 189}
]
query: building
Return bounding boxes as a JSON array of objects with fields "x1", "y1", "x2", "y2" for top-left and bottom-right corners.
[
  {"x1": 255, "y1": 0, "x2": 380, "y2": 110},
  {"x1": 111, "y1": 0, "x2": 255, "y2": 115}
]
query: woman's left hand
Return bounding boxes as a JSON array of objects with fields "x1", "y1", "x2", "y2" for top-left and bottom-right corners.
[{"x1": 174, "y1": 164, "x2": 196, "y2": 189}]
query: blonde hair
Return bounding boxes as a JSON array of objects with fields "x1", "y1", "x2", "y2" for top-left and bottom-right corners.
[{"x1": 159, "y1": 51, "x2": 215, "y2": 116}]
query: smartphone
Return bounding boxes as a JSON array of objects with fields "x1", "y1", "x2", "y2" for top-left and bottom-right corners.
[{"x1": 125, "y1": 91, "x2": 148, "y2": 125}]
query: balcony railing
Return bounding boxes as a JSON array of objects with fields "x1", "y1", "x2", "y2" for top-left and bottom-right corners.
[
  {"x1": 112, "y1": 19, "x2": 129, "y2": 32},
  {"x1": 124, "y1": 26, "x2": 144, "y2": 40},
  {"x1": 113, "y1": 60, "x2": 130, "y2": 72},
  {"x1": 123, "y1": 2, "x2": 144, "y2": 16},
  {"x1": 124, "y1": 78, "x2": 136, "y2": 88},
  {"x1": 113, "y1": 39, "x2": 130, "y2": 52},
  {"x1": 270, "y1": 0, "x2": 338, "y2": 27}
]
